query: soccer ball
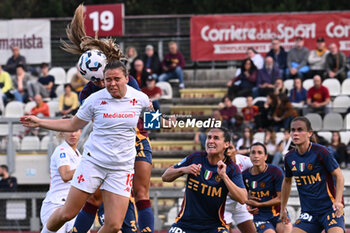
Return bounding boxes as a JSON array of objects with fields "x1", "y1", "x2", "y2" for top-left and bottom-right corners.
[{"x1": 78, "y1": 50, "x2": 107, "y2": 81}]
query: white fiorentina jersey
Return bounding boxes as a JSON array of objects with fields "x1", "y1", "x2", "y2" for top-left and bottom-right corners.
[
  {"x1": 44, "y1": 141, "x2": 82, "y2": 205},
  {"x1": 77, "y1": 86, "x2": 149, "y2": 170}
]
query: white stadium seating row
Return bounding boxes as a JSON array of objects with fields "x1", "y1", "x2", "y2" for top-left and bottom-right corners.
[
  {"x1": 48, "y1": 66, "x2": 78, "y2": 85},
  {"x1": 0, "y1": 135, "x2": 59, "y2": 151},
  {"x1": 3, "y1": 100, "x2": 59, "y2": 117}
]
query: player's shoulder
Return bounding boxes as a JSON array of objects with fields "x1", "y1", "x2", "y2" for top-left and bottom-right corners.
[
  {"x1": 226, "y1": 159, "x2": 241, "y2": 174},
  {"x1": 52, "y1": 142, "x2": 70, "y2": 158},
  {"x1": 311, "y1": 143, "x2": 330, "y2": 155},
  {"x1": 267, "y1": 164, "x2": 283, "y2": 177},
  {"x1": 187, "y1": 151, "x2": 207, "y2": 161},
  {"x1": 285, "y1": 147, "x2": 297, "y2": 160},
  {"x1": 127, "y1": 85, "x2": 149, "y2": 100}
]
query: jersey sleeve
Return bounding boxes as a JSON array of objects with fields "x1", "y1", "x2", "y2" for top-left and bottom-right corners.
[
  {"x1": 273, "y1": 167, "x2": 284, "y2": 192},
  {"x1": 319, "y1": 147, "x2": 339, "y2": 172},
  {"x1": 76, "y1": 94, "x2": 95, "y2": 122},
  {"x1": 52, "y1": 148, "x2": 71, "y2": 169},
  {"x1": 174, "y1": 153, "x2": 197, "y2": 169},
  {"x1": 228, "y1": 164, "x2": 245, "y2": 189}
]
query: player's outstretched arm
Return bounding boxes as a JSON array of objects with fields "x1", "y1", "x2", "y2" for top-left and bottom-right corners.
[
  {"x1": 20, "y1": 115, "x2": 88, "y2": 132},
  {"x1": 280, "y1": 177, "x2": 292, "y2": 223},
  {"x1": 162, "y1": 164, "x2": 201, "y2": 182},
  {"x1": 331, "y1": 167, "x2": 344, "y2": 217},
  {"x1": 217, "y1": 160, "x2": 247, "y2": 204}
]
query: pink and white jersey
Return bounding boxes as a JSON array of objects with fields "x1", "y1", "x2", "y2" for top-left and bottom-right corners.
[
  {"x1": 77, "y1": 86, "x2": 149, "y2": 170},
  {"x1": 44, "y1": 141, "x2": 81, "y2": 205},
  {"x1": 234, "y1": 154, "x2": 253, "y2": 172}
]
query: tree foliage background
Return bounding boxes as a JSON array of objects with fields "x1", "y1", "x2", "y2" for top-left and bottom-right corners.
[{"x1": 0, "y1": 0, "x2": 349, "y2": 18}]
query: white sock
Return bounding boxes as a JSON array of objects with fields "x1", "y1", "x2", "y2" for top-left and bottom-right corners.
[{"x1": 41, "y1": 225, "x2": 56, "y2": 233}]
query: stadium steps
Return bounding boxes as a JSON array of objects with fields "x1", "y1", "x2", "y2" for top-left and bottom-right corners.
[
  {"x1": 184, "y1": 80, "x2": 228, "y2": 88},
  {"x1": 150, "y1": 132, "x2": 195, "y2": 140},
  {"x1": 150, "y1": 177, "x2": 186, "y2": 188},
  {"x1": 160, "y1": 97, "x2": 222, "y2": 105},
  {"x1": 152, "y1": 150, "x2": 194, "y2": 158},
  {"x1": 179, "y1": 88, "x2": 227, "y2": 99},
  {"x1": 152, "y1": 140, "x2": 201, "y2": 151},
  {"x1": 170, "y1": 105, "x2": 218, "y2": 116}
]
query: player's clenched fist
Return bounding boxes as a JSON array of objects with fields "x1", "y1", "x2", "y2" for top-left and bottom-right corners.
[{"x1": 183, "y1": 164, "x2": 201, "y2": 176}]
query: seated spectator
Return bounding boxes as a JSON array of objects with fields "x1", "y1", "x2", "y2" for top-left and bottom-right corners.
[
  {"x1": 0, "y1": 65, "x2": 14, "y2": 104},
  {"x1": 11, "y1": 64, "x2": 31, "y2": 102},
  {"x1": 253, "y1": 56, "x2": 280, "y2": 97},
  {"x1": 38, "y1": 63, "x2": 56, "y2": 98},
  {"x1": 272, "y1": 94, "x2": 298, "y2": 131},
  {"x1": 330, "y1": 131, "x2": 348, "y2": 168},
  {"x1": 231, "y1": 114, "x2": 245, "y2": 140},
  {"x1": 255, "y1": 93, "x2": 278, "y2": 130},
  {"x1": 227, "y1": 58, "x2": 257, "y2": 99},
  {"x1": 130, "y1": 59, "x2": 149, "y2": 88},
  {"x1": 289, "y1": 77, "x2": 307, "y2": 105},
  {"x1": 70, "y1": 68, "x2": 88, "y2": 94},
  {"x1": 287, "y1": 37, "x2": 309, "y2": 79},
  {"x1": 5, "y1": 46, "x2": 26, "y2": 76},
  {"x1": 241, "y1": 96, "x2": 259, "y2": 128},
  {"x1": 247, "y1": 47, "x2": 264, "y2": 69},
  {"x1": 272, "y1": 130, "x2": 291, "y2": 166},
  {"x1": 263, "y1": 128, "x2": 278, "y2": 163},
  {"x1": 141, "y1": 45, "x2": 162, "y2": 79},
  {"x1": 125, "y1": 46, "x2": 138, "y2": 70},
  {"x1": 0, "y1": 165, "x2": 17, "y2": 191},
  {"x1": 266, "y1": 38, "x2": 287, "y2": 78},
  {"x1": 306, "y1": 37, "x2": 329, "y2": 80},
  {"x1": 58, "y1": 84, "x2": 79, "y2": 116},
  {"x1": 218, "y1": 96, "x2": 237, "y2": 129},
  {"x1": 26, "y1": 94, "x2": 50, "y2": 117},
  {"x1": 326, "y1": 43, "x2": 347, "y2": 82},
  {"x1": 158, "y1": 41, "x2": 185, "y2": 89},
  {"x1": 236, "y1": 127, "x2": 256, "y2": 156},
  {"x1": 141, "y1": 76, "x2": 162, "y2": 111},
  {"x1": 304, "y1": 74, "x2": 330, "y2": 115},
  {"x1": 273, "y1": 78, "x2": 288, "y2": 96}
]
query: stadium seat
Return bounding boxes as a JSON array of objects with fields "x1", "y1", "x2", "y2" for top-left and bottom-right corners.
[
  {"x1": 344, "y1": 113, "x2": 350, "y2": 130},
  {"x1": 66, "y1": 66, "x2": 77, "y2": 83},
  {"x1": 55, "y1": 84, "x2": 65, "y2": 99},
  {"x1": 323, "y1": 113, "x2": 343, "y2": 131},
  {"x1": 322, "y1": 79, "x2": 341, "y2": 96},
  {"x1": 304, "y1": 113, "x2": 322, "y2": 131},
  {"x1": 40, "y1": 135, "x2": 59, "y2": 150},
  {"x1": 253, "y1": 132, "x2": 265, "y2": 143},
  {"x1": 317, "y1": 131, "x2": 332, "y2": 143},
  {"x1": 6, "y1": 200, "x2": 26, "y2": 220},
  {"x1": 156, "y1": 81, "x2": 173, "y2": 99},
  {"x1": 0, "y1": 124, "x2": 9, "y2": 136},
  {"x1": 284, "y1": 79, "x2": 294, "y2": 92},
  {"x1": 20, "y1": 136, "x2": 40, "y2": 151},
  {"x1": 302, "y1": 79, "x2": 314, "y2": 91},
  {"x1": 341, "y1": 79, "x2": 350, "y2": 95},
  {"x1": 276, "y1": 132, "x2": 284, "y2": 143},
  {"x1": 49, "y1": 67, "x2": 66, "y2": 85},
  {"x1": 286, "y1": 206, "x2": 297, "y2": 223},
  {"x1": 332, "y1": 95, "x2": 350, "y2": 113},
  {"x1": 340, "y1": 131, "x2": 350, "y2": 145},
  {"x1": 4, "y1": 101, "x2": 24, "y2": 117},
  {"x1": 12, "y1": 124, "x2": 26, "y2": 135},
  {"x1": 24, "y1": 101, "x2": 36, "y2": 114},
  {"x1": 253, "y1": 96, "x2": 267, "y2": 105},
  {"x1": 47, "y1": 101, "x2": 59, "y2": 117},
  {"x1": 232, "y1": 97, "x2": 247, "y2": 109}
]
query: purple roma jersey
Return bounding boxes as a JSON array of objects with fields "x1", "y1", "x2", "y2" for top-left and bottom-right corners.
[
  {"x1": 173, "y1": 152, "x2": 245, "y2": 231},
  {"x1": 284, "y1": 143, "x2": 343, "y2": 214},
  {"x1": 242, "y1": 164, "x2": 284, "y2": 221}
]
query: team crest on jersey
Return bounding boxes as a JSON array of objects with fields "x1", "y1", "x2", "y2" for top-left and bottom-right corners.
[
  {"x1": 292, "y1": 160, "x2": 296, "y2": 165},
  {"x1": 204, "y1": 170, "x2": 213, "y2": 180},
  {"x1": 215, "y1": 175, "x2": 222, "y2": 182},
  {"x1": 251, "y1": 181, "x2": 257, "y2": 189},
  {"x1": 307, "y1": 163, "x2": 313, "y2": 170},
  {"x1": 260, "y1": 182, "x2": 266, "y2": 188},
  {"x1": 295, "y1": 219, "x2": 301, "y2": 224},
  {"x1": 60, "y1": 152, "x2": 66, "y2": 158},
  {"x1": 299, "y1": 163, "x2": 305, "y2": 172}
]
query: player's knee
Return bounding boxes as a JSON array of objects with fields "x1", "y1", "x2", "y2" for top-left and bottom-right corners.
[
  {"x1": 134, "y1": 186, "x2": 149, "y2": 200},
  {"x1": 87, "y1": 194, "x2": 103, "y2": 206},
  {"x1": 103, "y1": 222, "x2": 122, "y2": 233},
  {"x1": 60, "y1": 210, "x2": 76, "y2": 222}
]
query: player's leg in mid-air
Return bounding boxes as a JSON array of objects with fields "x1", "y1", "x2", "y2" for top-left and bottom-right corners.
[{"x1": 134, "y1": 135, "x2": 154, "y2": 233}]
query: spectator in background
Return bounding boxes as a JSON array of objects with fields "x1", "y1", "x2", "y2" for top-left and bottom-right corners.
[
  {"x1": 231, "y1": 114, "x2": 246, "y2": 141},
  {"x1": 227, "y1": 58, "x2": 257, "y2": 99},
  {"x1": 326, "y1": 43, "x2": 347, "y2": 82},
  {"x1": 0, "y1": 65, "x2": 14, "y2": 104},
  {"x1": 266, "y1": 38, "x2": 288, "y2": 78},
  {"x1": 263, "y1": 128, "x2": 278, "y2": 163},
  {"x1": 287, "y1": 37, "x2": 309, "y2": 79},
  {"x1": 130, "y1": 59, "x2": 149, "y2": 88},
  {"x1": 25, "y1": 94, "x2": 50, "y2": 117},
  {"x1": 272, "y1": 130, "x2": 291, "y2": 166},
  {"x1": 141, "y1": 45, "x2": 162, "y2": 79},
  {"x1": 246, "y1": 47, "x2": 264, "y2": 70},
  {"x1": 307, "y1": 37, "x2": 329, "y2": 80},
  {"x1": 289, "y1": 77, "x2": 307, "y2": 105},
  {"x1": 11, "y1": 64, "x2": 31, "y2": 102},
  {"x1": 158, "y1": 41, "x2": 185, "y2": 89},
  {"x1": 272, "y1": 94, "x2": 298, "y2": 131},
  {"x1": 218, "y1": 96, "x2": 237, "y2": 129},
  {"x1": 125, "y1": 46, "x2": 138, "y2": 70},
  {"x1": 255, "y1": 93, "x2": 278, "y2": 130},
  {"x1": 0, "y1": 164, "x2": 17, "y2": 191},
  {"x1": 58, "y1": 84, "x2": 79, "y2": 116},
  {"x1": 70, "y1": 69, "x2": 88, "y2": 94},
  {"x1": 330, "y1": 131, "x2": 348, "y2": 169},
  {"x1": 141, "y1": 76, "x2": 162, "y2": 111},
  {"x1": 241, "y1": 96, "x2": 259, "y2": 128},
  {"x1": 253, "y1": 56, "x2": 280, "y2": 97},
  {"x1": 5, "y1": 46, "x2": 26, "y2": 76},
  {"x1": 273, "y1": 78, "x2": 288, "y2": 96},
  {"x1": 38, "y1": 63, "x2": 56, "y2": 98},
  {"x1": 236, "y1": 127, "x2": 256, "y2": 156},
  {"x1": 304, "y1": 74, "x2": 330, "y2": 115}
]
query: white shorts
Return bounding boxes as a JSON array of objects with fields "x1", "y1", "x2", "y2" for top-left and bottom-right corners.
[
  {"x1": 40, "y1": 202, "x2": 76, "y2": 233},
  {"x1": 224, "y1": 198, "x2": 253, "y2": 225},
  {"x1": 71, "y1": 157, "x2": 134, "y2": 198}
]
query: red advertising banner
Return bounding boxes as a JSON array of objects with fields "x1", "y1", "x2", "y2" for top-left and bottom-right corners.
[
  {"x1": 191, "y1": 12, "x2": 350, "y2": 61},
  {"x1": 84, "y1": 4, "x2": 124, "y2": 37}
]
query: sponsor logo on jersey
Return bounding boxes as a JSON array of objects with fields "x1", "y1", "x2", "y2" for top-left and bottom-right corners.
[
  {"x1": 100, "y1": 100, "x2": 107, "y2": 105},
  {"x1": 295, "y1": 173, "x2": 321, "y2": 185},
  {"x1": 103, "y1": 111, "x2": 136, "y2": 119},
  {"x1": 292, "y1": 166, "x2": 297, "y2": 171},
  {"x1": 204, "y1": 170, "x2": 213, "y2": 180},
  {"x1": 60, "y1": 152, "x2": 66, "y2": 158},
  {"x1": 187, "y1": 178, "x2": 222, "y2": 197}
]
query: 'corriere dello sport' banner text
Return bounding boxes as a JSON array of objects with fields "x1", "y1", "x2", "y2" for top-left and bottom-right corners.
[
  {"x1": 0, "y1": 19, "x2": 51, "y2": 64},
  {"x1": 190, "y1": 12, "x2": 350, "y2": 61}
]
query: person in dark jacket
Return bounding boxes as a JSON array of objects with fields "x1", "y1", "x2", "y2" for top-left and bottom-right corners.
[
  {"x1": 141, "y1": 45, "x2": 162, "y2": 79},
  {"x1": 266, "y1": 38, "x2": 287, "y2": 79}
]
